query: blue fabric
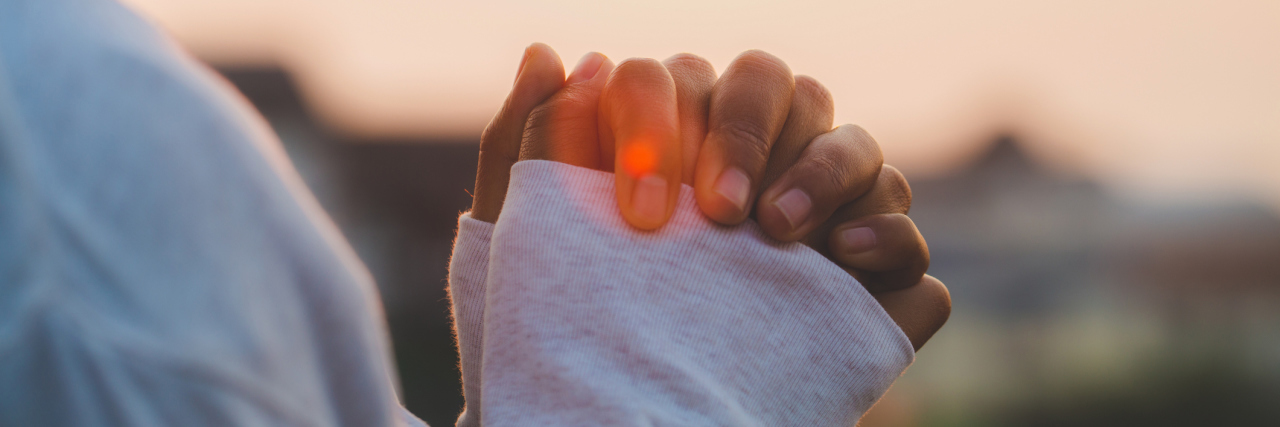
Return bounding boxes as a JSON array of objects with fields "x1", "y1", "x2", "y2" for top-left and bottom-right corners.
[{"x1": 0, "y1": 0, "x2": 406, "y2": 425}]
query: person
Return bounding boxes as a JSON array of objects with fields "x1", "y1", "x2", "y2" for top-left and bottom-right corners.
[{"x1": 0, "y1": 0, "x2": 948, "y2": 425}]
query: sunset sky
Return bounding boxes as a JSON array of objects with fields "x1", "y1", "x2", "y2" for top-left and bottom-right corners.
[{"x1": 121, "y1": 0, "x2": 1280, "y2": 209}]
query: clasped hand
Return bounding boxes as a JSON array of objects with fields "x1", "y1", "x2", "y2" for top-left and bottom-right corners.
[{"x1": 471, "y1": 44, "x2": 949, "y2": 351}]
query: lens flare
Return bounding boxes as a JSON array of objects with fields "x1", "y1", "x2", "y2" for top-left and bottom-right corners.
[{"x1": 621, "y1": 141, "x2": 658, "y2": 178}]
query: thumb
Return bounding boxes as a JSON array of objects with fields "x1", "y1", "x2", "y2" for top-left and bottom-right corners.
[
  {"x1": 471, "y1": 43, "x2": 564, "y2": 223},
  {"x1": 599, "y1": 59, "x2": 682, "y2": 230},
  {"x1": 518, "y1": 52, "x2": 615, "y2": 168}
]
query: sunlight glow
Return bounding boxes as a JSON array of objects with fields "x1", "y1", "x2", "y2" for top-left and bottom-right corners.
[
  {"x1": 120, "y1": 0, "x2": 1280, "y2": 210},
  {"x1": 621, "y1": 142, "x2": 659, "y2": 178}
]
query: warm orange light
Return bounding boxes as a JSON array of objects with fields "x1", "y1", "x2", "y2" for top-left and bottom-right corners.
[{"x1": 620, "y1": 141, "x2": 658, "y2": 178}]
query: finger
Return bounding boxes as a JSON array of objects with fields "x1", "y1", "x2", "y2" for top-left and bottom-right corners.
[
  {"x1": 871, "y1": 274, "x2": 951, "y2": 352},
  {"x1": 757, "y1": 124, "x2": 882, "y2": 241},
  {"x1": 599, "y1": 58, "x2": 682, "y2": 230},
  {"x1": 757, "y1": 76, "x2": 836, "y2": 191},
  {"x1": 662, "y1": 53, "x2": 717, "y2": 184},
  {"x1": 801, "y1": 164, "x2": 916, "y2": 291},
  {"x1": 519, "y1": 52, "x2": 615, "y2": 167},
  {"x1": 471, "y1": 43, "x2": 565, "y2": 222},
  {"x1": 828, "y1": 213, "x2": 929, "y2": 293},
  {"x1": 804, "y1": 164, "x2": 912, "y2": 247},
  {"x1": 694, "y1": 50, "x2": 795, "y2": 225}
]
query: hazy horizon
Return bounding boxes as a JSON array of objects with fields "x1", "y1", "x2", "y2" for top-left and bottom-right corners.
[{"x1": 121, "y1": 0, "x2": 1280, "y2": 211}]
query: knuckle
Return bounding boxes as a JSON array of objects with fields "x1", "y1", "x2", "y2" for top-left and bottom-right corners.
[
  {"x1": 716, "y1": 120, "x2": 774, "y2": 161},
  {"x1": 730, "y1": 50, "x2": 793, "y2": 84},
  {"x1": 516, "y1": 103, "x2": 556, "y2": 158},
  {"x1": 735, "y1": 49, "x2": 788, "y2": 70},
  {"x1": 522, "y1": 104, "x2": 550, "y2": 134},
  {"x1": 604, "y1": 58, "x2": 671, "y2": 100},
  {"x1": 612, "y1": 57, "x2": 666, "y2": 78},
  {"x1": 480, "y1": 119, "x2": 501, "y2": 147},
  {"x1": 664, "y1": 53, "x2": 716, "y2": 76},
  {"x1": 523, "y1": 95, "x2": 594, "y2": 139},
  {"x1": 837, "y1": 124, "x2": 884, "y2": 166},
  {"x1": 524, "y1": 100, "x2": 558, "y2": 129},
  {"x1": 879, "y1": 164, "x2": 913, "y2": 213},
  {"x1": 480, "y1": 115, "x2": 518, "y2": 161},
  {"x1": 920, "y1": 275, "x2": 952, "y2": 320},
  {"x1": 804, "y1": 144, "x2": 854, "y2": 195},
  {"x1": 807, "y1": 127, "x2": 881, "y2": 198},
  {"x1": 917, "y1": 241, "x2": 931, "y2": 275},
  {"x1": 793, "y1": 75, "x2": 834, "y2": 111},
  {"x1": 893, "y1": 213, "x2": 930, "y2": 273}
]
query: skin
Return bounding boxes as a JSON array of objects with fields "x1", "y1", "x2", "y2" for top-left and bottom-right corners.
[{"x1": 471, "y1": 44, "x2": 949, "y2": 351}]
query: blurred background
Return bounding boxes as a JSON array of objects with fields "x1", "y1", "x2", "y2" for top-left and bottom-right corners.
[{"x1": 120, "y1": 1, "x2": 1280, "y2": 425}]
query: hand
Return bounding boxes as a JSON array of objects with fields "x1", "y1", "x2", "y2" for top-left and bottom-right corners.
[{"x1": 470, "y1": 44, "x2": 949, "y2": 350}]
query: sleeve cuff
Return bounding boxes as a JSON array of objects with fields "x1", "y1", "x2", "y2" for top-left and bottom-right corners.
[
  {"x1": 479, "y1": 159, "x2": 914, "y2": 426},
  {"x1": 447, "y1": 211, "x2": 495, "y2": 426}
]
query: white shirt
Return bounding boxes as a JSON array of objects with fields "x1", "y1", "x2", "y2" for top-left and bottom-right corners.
[{"x1": 449, "y1": 161, "x2": 912, "y2": 426}]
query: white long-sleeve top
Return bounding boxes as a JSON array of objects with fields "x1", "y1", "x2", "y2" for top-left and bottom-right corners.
[
  {"x1": 0, "y1": 0, "x2": 912, "y2": 425},
  {"x1": 449, "y1": 161, "x2": 914, "y2": 426}
]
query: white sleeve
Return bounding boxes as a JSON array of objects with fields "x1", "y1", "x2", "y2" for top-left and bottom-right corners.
[
  {"x1": 449, "y1": 160, "x2": 914, "y2": 426},
  {"x1": 447, "y1": 214, "x2": 494, "y2": 427}
]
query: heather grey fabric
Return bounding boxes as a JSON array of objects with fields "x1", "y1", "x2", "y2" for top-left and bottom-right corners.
[{"x1": 447, "y1": 161, "x2": 913, "y2": 426}]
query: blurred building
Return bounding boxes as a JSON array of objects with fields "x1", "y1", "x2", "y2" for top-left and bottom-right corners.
[
  {"x1": 219, "y1": 66, "x2": 1280, "y2": 427},
  {"x1": 914, "y1": 135, "x2": 1280, "y2": 312},
  {"x1": 904, "y1": 136, "x2": 1280, "y2": 426}
]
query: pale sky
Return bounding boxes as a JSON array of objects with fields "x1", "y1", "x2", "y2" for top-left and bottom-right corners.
[{"x1": 121, "y1": 0, "x2": 1280, "y2": 209}]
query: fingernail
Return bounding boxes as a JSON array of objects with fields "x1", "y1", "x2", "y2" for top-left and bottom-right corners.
[
  {"x1": 566, "y1": 52, "x2": 604, "y2": 84},
  {"x1": 713, "y1": 168, "x2": 751, "y2": 212},
  {"x1": 772, "y1": 188, "x2": 812, "y2": 230},
  {"x1": 633, "y1": 174, "x2": 669, "y2": 224},
  {"x1": 839, "y1": 227, "x2": 877, "y2": 254}
]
